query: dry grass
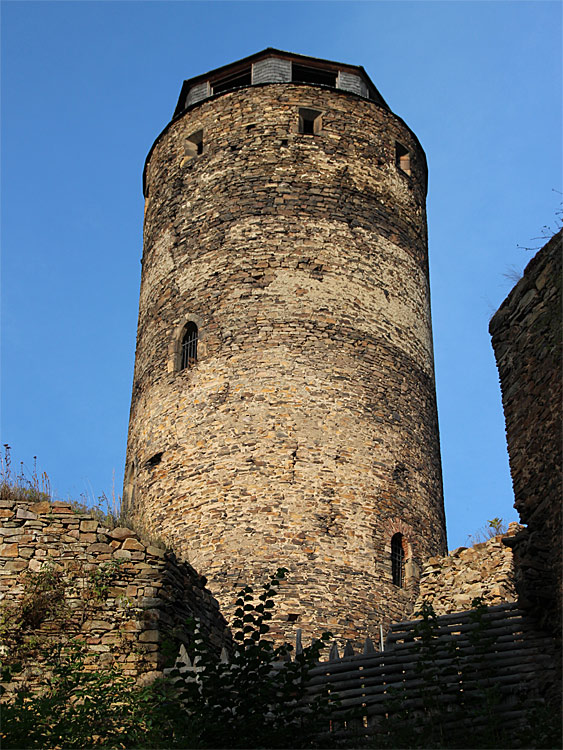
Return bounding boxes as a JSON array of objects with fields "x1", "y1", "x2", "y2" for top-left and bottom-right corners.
[{"x1": 0, "y1": 445, "x2": 127, "y2": 530}]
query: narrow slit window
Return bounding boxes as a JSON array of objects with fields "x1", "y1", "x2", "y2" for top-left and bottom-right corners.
[
  {"x1": 395, "y1": 142, "x2": 411, "y2": 176},
  {"x1": 185, "y1": 130, "x2": 203, "y2": 158},
  {"x1": 299, "y1": 108, "x2": 322, "y2": 135},
  {"x1": 391, "y1": 533, "x2": 405, "y2": 587},
  {"x1": 180, "y1": 322, "x2": 198, "y2": 370}
]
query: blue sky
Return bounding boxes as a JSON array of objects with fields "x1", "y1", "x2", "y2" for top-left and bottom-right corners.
[{"x1": 1, "y1": 1, "x2": 561, "y2": 550}]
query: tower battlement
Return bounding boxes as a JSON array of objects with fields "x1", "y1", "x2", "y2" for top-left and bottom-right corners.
[{"x1": 173, "y1": 48, "x2": 389, "y2": 116}]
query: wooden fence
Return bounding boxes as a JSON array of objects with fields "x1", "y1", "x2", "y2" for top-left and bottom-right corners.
[
  {"x1": 304, "y1": 602, "x2": 556, "y2": 740},
  {"x1": 168, "y1": 602, "x2": 557, "y2": 742}
]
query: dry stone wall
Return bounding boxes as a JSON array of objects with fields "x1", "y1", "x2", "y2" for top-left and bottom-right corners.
[
  {"x1": 125, "y1": 80, "x2": 446, "y2": 647},
  {"x1": 0, "y1": 497, "x2": 230, "y2": 692},
  {"x1": 415, "y1": 524, "x2": 520, "y2": 615},
  {"x1": 489, "y1": 230, "x2": 562, "y2": 638}
]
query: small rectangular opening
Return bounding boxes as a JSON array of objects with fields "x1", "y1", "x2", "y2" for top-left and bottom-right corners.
[
  {"x1": 185, "y1": 130, "x2": 203, "y2": 158},
  {"x1": 292, "y1": 64, "x2": 336, "y2": 88},
  {"x1": 302, "y1": 118, "x2": 314, "y2": 135},
  {"x1": 299, "y1": 108, "x2": 322, "y2": 135},
  {"x1": 145, "y1": 451, "x2": 164, "y2": 468},
  {"x1": 212, "y1": 68, "x2": 252, "y2": 95},
  {"x1": 395, "y1": 142, "x2": 411, "y2": 176}
]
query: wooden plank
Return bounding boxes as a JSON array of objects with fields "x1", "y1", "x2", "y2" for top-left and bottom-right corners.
[
  {"x1": 306, "y1": 656, "x2": 556, "y2": 704},
  {"x1": 383, "y1": 630, "x2": 545, "y2": 657},
  {"x1": 388, "y1": 602, "x2": 521, "y2": 629},
  {"x1": 386, "y1": 618, "x2": 531, "y2": 643},
  {"x1": 307, "y1": 644, "x2": 550, "y2": 688}
]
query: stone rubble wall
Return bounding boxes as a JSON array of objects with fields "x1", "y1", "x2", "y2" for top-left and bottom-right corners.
[
  {"x1": 489, "y1": 229, "x2": 562, "y2": 638},
  {"x1": 415, "y1": 523, "x2": 520, "y2": 615},
  {"x1": 0, "y1": 497, "x2": 230, "y2": 691}
]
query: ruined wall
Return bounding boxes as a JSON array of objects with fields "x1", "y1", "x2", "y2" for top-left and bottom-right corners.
[
  {"x1": 489, "y1": 230, "x2": 562, "y2": 637},
  {"x1": 124, "y1": 80, "x2": 446, "y2": 646},
  {"x1": 0, "y1": 497, "x2": 230, "y2": 692},
  {"x1": 415, "y1": 524, "x2": 520, "y2": 615}
]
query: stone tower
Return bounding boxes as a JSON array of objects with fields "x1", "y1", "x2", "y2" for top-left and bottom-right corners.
[{"x1": 124, "y1": 49, "x2": 447, "y2": 645}]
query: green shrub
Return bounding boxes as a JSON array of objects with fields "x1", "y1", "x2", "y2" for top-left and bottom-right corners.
[
  {"x1": 1, "y1": 569, "x2": 336, "y2": 749},
  {"x1": 166, "y1": 568, "x2": 335, "y2": 748}
]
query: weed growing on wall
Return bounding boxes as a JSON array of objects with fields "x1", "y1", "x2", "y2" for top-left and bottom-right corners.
[
  {"x1": 466, "y1": 517, "x2": 508, "y2": 546},
  {"x1": 2, "y1": 641, "x2": 166, "y2": 749},
  {"x1": 0, "y1": 556, "x2": 126, "y2": 683},
  {"x1": 0, "y1": 445, "x2": 125, "y2": 528},
  {"x1": 2, "y1": 558, "x2": 559, "y2": 749},
  {"x1": 0, "y1": 445, "x2": 50, "y2": 504},
  {"x1": 0, "y1": 564, "x2": 68, "y2": 668}
]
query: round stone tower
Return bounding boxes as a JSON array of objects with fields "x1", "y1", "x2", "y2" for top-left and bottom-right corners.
[{"x1": 124, "y1": 49, "x2": 447, "y2": 645}]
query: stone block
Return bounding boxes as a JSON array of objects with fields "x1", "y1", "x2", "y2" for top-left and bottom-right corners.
[
  {"x1": 51, "y1": 504, "x2": 73, "y2": 514},
  {"x1": 122, "y1": 538, "x2": 145, "y2": 551},
  {"x1": 122, "y1": 619, "x2": 142, "y2": 633},
  {"x1": 30, "y1": 501, "x2": 51, "y2": 514},
  {"x1": 89, "y1": 620, "x2": 114, "y2": 631},
  {"x1": 139, "y1": 630, "x2": 160, "y2": 643},
  {"x1": 140, "y1": 597, "x2": 163, "y2": 608},
  {"x1": 16, "y1": 509, "x2": 37, "y2": 520},
  {"x1": 4, "y1": 560, "x2": 27, "y2": 572},
  {"x1": 113, "y1": 549, "x2": 131, "y2": 560},
  {"x1": 86, "y1": 543, "x2": 112, "y2": 554},
  {"x1": 146, "y1": 546, "x2": 166, "y2": 558},
  {"x1": 0, "y1": 543, "x2": 18, "y2": 557},
  {"x1": 108, "y1": 527, "x2": 137, "y2": 541},
  {"x1": 80, "y1": 520, "x2": 99, "y2": 532}
]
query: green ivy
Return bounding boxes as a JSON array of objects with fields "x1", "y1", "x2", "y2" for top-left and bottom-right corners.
[{"x1": 166, "y1": 568, "x2": 336, "y2": 748}]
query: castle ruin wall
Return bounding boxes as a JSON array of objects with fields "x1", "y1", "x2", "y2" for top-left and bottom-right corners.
[
  {"x1": 489, "y1": 229, "x2": 562, "y2": 638},
  {"x1": 415, "y1": 524, "x2": 520, "y2": 616},
  {"x1": 0, "y1": 497, "x2": 230, "y2": 692}
]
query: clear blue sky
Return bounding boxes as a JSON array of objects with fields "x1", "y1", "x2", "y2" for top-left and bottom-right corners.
[{"x1": 1, "y1": 1, "x2": 561, "y2": 550}]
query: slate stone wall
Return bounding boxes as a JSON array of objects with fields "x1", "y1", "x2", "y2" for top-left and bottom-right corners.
[
  {"x1": 125, "y1": 82, "x2": 446, "y2": 646},
  {"x1": 489, "y1": 229, "x2": 562, "y2": 637},
  {"x1": 0, "y1": 497, "x2": 230, "y2": 692}
]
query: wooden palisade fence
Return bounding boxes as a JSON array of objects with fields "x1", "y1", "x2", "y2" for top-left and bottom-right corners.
[
  {"x1": 166, "y1": 602, "x2": 557, "y2": 744},
  {"x1": 305, "y1": 602, "x2": 556, "y2": 741}
]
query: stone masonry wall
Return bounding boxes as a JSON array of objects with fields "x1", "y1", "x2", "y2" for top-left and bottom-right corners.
[
  {"x1": 124, "y1": 81, "x2": 446, "y2": 647},
  {"x1": 489, "y1": 229, "x2": 562, "y2": 637},
  {"x1": 0, "y1": 497, "x2": 230, "y2": 692},
  {"x1": 414, "y1": 524, "x2": 520, "y2": 616}
]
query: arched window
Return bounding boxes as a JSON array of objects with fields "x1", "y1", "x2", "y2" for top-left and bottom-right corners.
[
  {"x1": 391, "y1": 533, "x2": 405, "y2": 587},
  {"x1": 180, "y1": 322, "x2": 198, "y2": 369}
]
